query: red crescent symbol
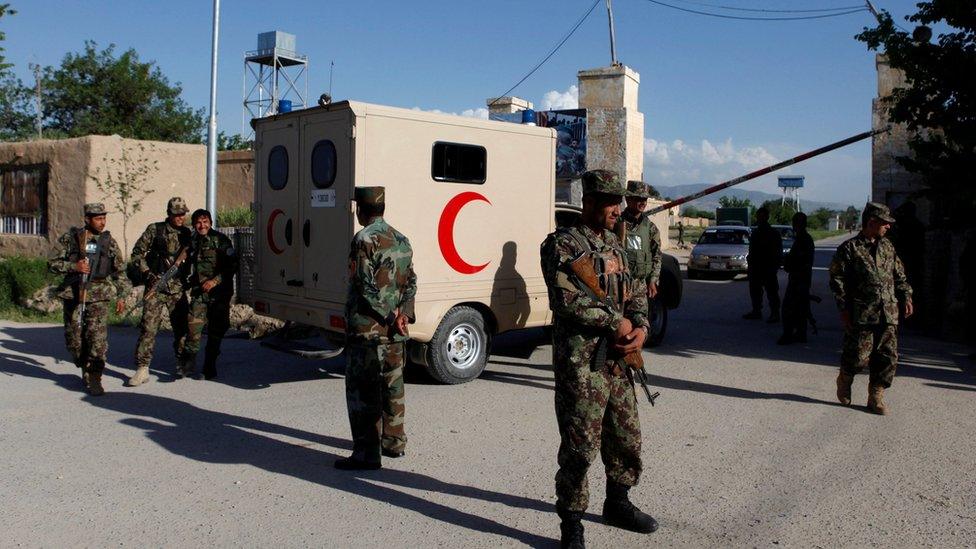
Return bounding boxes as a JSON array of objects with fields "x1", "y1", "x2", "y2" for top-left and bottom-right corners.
[
  {"x1": 266, "y1": 209, "x2": 285, "y2": 255},
  {"x1": 438, "y1": 192, "x2": 491, "y2": 274}
]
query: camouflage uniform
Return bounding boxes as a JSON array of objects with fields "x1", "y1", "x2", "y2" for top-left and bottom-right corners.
[
  {"x1": 184, "y1": 227, "x2": 238, "y2": 379},
  {"x1": 829, "y1": 204, "x2": 912, "y2": 388},
  {"x1": 343, "y1": 187, "x2": 417, "y2": 465},
  {"x1": 47, "y1": 203, "x2": 128, "y2": 393},
  {"x1": 621, "y1": 180, "x2": 663, "y2": 287},
  {"x1": 540, "y1": 173, "x2": 650, "y2": 516},
  {"x1": 129, "y1": 197, "x2": 192, "y2": 383}
]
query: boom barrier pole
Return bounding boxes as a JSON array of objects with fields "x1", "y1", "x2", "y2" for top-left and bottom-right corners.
[{"x1": 647, "y1": 128, "x2": 887, "y2": 215}]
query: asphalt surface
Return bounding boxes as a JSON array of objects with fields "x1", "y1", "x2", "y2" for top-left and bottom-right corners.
[{"x1": 1, "y1": 235, "x2": 974, "y2": 548}]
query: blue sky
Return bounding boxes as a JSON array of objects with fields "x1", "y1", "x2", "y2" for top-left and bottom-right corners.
[{"x1": 4, "y1": 0, "x2": 922, "y2": 206}]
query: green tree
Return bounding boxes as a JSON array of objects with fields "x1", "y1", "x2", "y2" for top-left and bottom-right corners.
[
  {"x1": 840, "y1": 205, "x2": 860, "y2": 229},
  {"x1": 683, "y1": 206, "x2": 715, "y2": 220},
  {"x1": 0, "y1": 72, "x2": 32, "y2": 141},
  {"x1": 808, "y1": 207, "x2": 835, "y2": 230},
  {"x1": 40, "y1": 41, "x2": 204, "y2": 142},
  {"x1": 757, "y1": 200, "x2": 797, "y2": 225},
  {"x1": 88, "y1": 142, "x2": 159, "y2": 252},
  {"x1": 0, "y1": 3, "x2": 15, "y2": 71},
  {"x1": 718, "y1": 195, "x2": 752, "y2": 209},
  {"x1": 216, "y1": 131, "x2": 252, "y2": 151},
  {"x1": 856, "y1": 2, "x2": 976, "y2": 223}
]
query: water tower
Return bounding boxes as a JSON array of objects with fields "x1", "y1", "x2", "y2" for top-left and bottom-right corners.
[
  {"x1": 242, "y1": 31, "x2": 308, "y2": 137},
  {"x1": 778, "y1": 175, "x2": 804, "y2": 212}
]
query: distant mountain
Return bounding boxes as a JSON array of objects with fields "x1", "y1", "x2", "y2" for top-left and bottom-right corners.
[{"x1": 655, "y1": 184, "x2": 850, "y2": 213}]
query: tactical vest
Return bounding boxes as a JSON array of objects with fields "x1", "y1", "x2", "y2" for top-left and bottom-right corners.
[
  {"x1": 69, "y1": 228, "x2": 113, "y2": 280},
  {"x1": 623, "y1": 215, "x2": 653, "y2": 281},
  {"x1": 147, "y1": 222, "x2": 188, "y2": 273},
  {"x1": 562, "y1": 227, "x2": 631, "y2": 310}
]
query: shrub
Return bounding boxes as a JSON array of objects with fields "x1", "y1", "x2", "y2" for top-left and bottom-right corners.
[
  {"x1": 217, "y1": 206, "x2": 254, "y2": 228},
  {"x1": 0, "y1": 256, "x2": 57, "y2": 310}
]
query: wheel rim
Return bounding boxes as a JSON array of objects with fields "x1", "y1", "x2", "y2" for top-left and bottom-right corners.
[{"x1": 446, "y1": 322, "x2": 482, "y2": 371}]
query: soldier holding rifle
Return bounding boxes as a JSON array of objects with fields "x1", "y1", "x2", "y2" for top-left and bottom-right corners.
[
  {"x1": 541, "y1": 169, "x2": 658, "y2": 549},
  {"x1": 47, "y1": 203, "x2": 126, "y2": 396},
  {"x1": 126, "y1": 197, "x2": 193, "y2": 386}
]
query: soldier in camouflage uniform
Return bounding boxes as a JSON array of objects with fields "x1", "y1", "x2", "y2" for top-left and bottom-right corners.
[
  {"x1": 182, "y1": 209, "x2": 238, "y2": 380},
  {"x1": 48, "y1": 203, "x2": 128, "y2": 396},
  {"x1": 621, "y1": 179, "x2": 663, "y2": 303},
  {"x1": 126, "y1": 197, "x2": 193, "y2": 386},
  {"x1": 829, "y1": 202, "x2": 913, "y2": 415},
  {"x1": 541, "y1": 170, "x2": 658, "y2": 548},
  {"x1": 335, "y1": 186, "x2": 417, "y2": 471}
]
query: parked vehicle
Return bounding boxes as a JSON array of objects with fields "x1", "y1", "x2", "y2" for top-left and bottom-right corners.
[
  {"x1": 687, "y1": 225, "x2": 751, "y2": 279},
  {"x1": 250, "y1": 100, "x2": 682, "y2": 384},
  {"x1": 771, "y1": 224, "x2": 795, "y2": 257}
]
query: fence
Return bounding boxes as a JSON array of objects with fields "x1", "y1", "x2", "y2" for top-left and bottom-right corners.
[{"x1": 220, "y1": 226, "x2": 256, "y2": 305}]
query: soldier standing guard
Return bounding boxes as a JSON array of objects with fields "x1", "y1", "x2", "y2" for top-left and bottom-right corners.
[
  {"x1": 48, "y1": 203, "x2": 127, "y2": 396},
  {"x1": 779, "y1": 212, "x2": 815, "y2": 345},
  {"x1": 183, "y1": 209, "x2": 238, "y2": 380},
  {"x1": 829, "y1": 202, "x2": 913, "y2": 415},
  {"x1": 541, "y1": 170, "x2": 658, "y2": 548},
  {"x1": 336, "y1": 186, "x2": 417, "y2": 471},
  {"x1": 620, "y1": 180, "x2": 663, "y2": 301},
  {"x1": 743, "y1": 206, "x2": 783, "y2": 323},
  {"x1": 126, "y1": 197, "x2": 192, "y2": 386}
]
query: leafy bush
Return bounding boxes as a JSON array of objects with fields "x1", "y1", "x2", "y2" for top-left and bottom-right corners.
[
  {"x1": 0, "y1": 256, "x2": 56, "y2": 310},
  {"x1": 217, "y1": 206, "x2": 254, "y2": 228}
]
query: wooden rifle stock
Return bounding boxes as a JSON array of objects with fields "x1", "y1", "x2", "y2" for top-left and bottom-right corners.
[
  {"x1": 76, "y1": 229, "x2": 90, "y2": 327},
  {"x1": 141, "y1": 245, "x2": 190, "y2": 304}
]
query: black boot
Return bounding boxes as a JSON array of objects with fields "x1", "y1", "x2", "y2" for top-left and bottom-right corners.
[
  {"x1": 203, "y1": 347, "x2": 219, "y2": 380},
  {"x1": 557, "y1": 510, "x2": 585, "y2": 549},
  {"x1": 603, "y1": 481, "x2": 658, "y2": 534}
]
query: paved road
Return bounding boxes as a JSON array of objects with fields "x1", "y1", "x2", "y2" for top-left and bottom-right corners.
[{"x1": 1, "y1": 240, "x2": 974, "y2": 547}]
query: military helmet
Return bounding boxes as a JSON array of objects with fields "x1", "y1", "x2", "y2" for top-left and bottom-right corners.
[
  {"x1": 354, "y1": 186, "x2": 386, "y2": 206},
  {"x1": 167, "y1": 196, "x2": 189, "y2": 216},
  {"x1": 84, "y1": 203, "x2": 108, "y2": 217},
  {"x1": 581, "y1": 170, "x2": 625, "y2": 196},
  {"x1": 626, "y1": 180, "x2": 651, "y2": 199},
  {"x1": 862, "y1": 201, "x2": 895, "y2": 224}
]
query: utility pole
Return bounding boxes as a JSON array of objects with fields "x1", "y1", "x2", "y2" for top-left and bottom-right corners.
[
  {"x1": 606, "y1": 0, "x2": 619, "y2": 65},
  {"x1": 30, "y1": 63, "x2": 42, "y2": 139},
  {"x1": 206, "y1": 0, "x2": 220, "y2": 226}
]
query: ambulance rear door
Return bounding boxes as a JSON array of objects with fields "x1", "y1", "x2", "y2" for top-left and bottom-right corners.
[{"x1": 254, "y1": 118, "x2": 303, "y2": 297}]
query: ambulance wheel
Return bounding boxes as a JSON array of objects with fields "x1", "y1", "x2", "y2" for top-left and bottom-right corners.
[
  {"x1": 645, "y1": 297, "x2": 668, "y2": 348},
  {"x1": 426, "y1": 306, "x2": 489, "y2": 384}
]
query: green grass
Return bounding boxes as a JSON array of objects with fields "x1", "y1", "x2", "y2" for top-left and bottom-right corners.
[
  {"x1": 0, "y1": 307, "x2": 62, "y2": 324},
  {"x1": 217, "y1": 206, "x2": 255, "y2": 228},
  {"x1": 809, "y1": 229, "x2": 848, "y2": 241}
]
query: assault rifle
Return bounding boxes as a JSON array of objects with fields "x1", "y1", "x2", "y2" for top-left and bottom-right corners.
[
  {"x1": 568, "y1": 252, "x2": 659, "y2": 405},
  {"x1": 76, "y1": 229, "x2": 91, "y2": 328},
  {"x1": 139, "y1": 244, "x2": 191, "y2": 305}
]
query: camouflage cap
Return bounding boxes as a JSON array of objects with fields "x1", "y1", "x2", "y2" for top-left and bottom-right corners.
[
  {"x1": 626, "y1": 180, "x2": 651, "y2": 199},
  {"x1": 581, "y1": 169, "x2": 625, "y2": 197},
  {"x1": 167, "y1": 196, "x2": 189, "y2": 215},
  {"x1": 354, "y1": 186, "x2": 385, "y2": 206},
  {"x1": 84, "y1": 203, "x2": 108, "y2": 217},
  {"x1": 863, "y1": 201, "x2": 895, "y2": 223}
]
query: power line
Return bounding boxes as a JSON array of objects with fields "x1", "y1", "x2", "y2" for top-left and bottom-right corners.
[
  {"x1": 641, "y1": 0, "x2": 868, "y2": 20},
  {"x1": 489, "y1": 0, "x2": 601, "y2": 107},
  {"x1": 665, "y1": 0, "x2": 865, "y2": 14}
]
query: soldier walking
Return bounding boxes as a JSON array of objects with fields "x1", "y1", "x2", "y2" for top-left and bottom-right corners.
[
  {"x1": 779, "y1": 212, "x2": 815, "y2": 345},
  {"x1": 541, "y1": 170, "x2": 658, "y2": 548},
  {"x1": 829, "y1": 202, "x2": 913, "y2": 415},
  {"x1": 126, "y1": 197, "x2": 192, "y2": 386},
  {"x1": 743, "y1": 206, "x2": 783, "y2": 323},
  {"x1": 620, "y1": 180, "x2": 663, "y2": 329},
  {"x1": 336, "y1": 187, "x2": 417, "y2": 471},
  {"x1": 47, "y1": 203, "x2": 127, "y2": 396},
  {"x1": 182, "y1": 209, "x2": 238, "y2": 380}
]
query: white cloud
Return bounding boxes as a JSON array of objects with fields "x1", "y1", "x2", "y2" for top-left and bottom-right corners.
[
  {"x1": 540, "y1": 85, "x2": 578, "y2": 110},
  {"x1": 411, "y1": 106, "x2": 488, "y2": 119}
]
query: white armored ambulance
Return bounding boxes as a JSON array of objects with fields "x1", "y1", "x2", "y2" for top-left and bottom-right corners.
[{"x1": 251, "y1": 100, "x2": 680, "y2": 383}]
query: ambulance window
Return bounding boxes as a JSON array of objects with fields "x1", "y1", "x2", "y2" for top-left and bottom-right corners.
[
  {"x1": 431, "y1": 142, "x2": 486, "y2": 184},
  {"x1": 268, "y1": 146, "x2": 289, "y2": 190},
  {"x1": 311, "y1": 140, "x2": 337, "y2": 189}
]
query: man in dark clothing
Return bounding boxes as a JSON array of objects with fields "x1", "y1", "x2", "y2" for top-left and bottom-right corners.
[
  {"x1": 743, "y1": 207, "x2": 783, "y2": 323},
  {"x1": 889, "y1": 201, "x2": 925, "y2": 327},
  {"x1": 778, "y1": 212, "x2": 814, "y2": 344}
]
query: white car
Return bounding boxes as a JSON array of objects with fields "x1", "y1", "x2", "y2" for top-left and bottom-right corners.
[{"x1": 687, "y1": 226, "x2": 751, "y2": 279}]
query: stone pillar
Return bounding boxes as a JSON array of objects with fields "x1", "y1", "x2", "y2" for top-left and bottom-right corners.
[
  {"x1": 486, "y1": 96, "x2": 532, "y2": 118},
  {"x1": 577, "y1": 65, "x2": 644, "y2": 183}
]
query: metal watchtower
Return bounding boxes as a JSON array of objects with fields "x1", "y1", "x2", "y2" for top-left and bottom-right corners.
[
  {"x1": 242, "y1": 31, "x2": 308, "y2": 137},
  {"x1": 778, "y1": 175, "x2": 804, "y2": 212}
]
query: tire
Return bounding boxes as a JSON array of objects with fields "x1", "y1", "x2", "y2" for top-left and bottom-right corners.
[
  {"x1": 425, "y1": 306, "x2": 489, "y2": 384},
  {"x1": 645, "y1": 297, "x2": 668, "y2": 348}
]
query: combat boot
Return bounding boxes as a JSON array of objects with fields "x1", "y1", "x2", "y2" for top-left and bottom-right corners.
[
  {"x1": 867, "y1": 384, "x2": 887, "y2": 415},
  {"x1": 557, "y1": 510, "x2": 585, "y2": 549},
  {"x1": 126, "y1": 366, "x2": 150, "y2": 387},
  {"x1": 603, "y1": 481, "x2": 658, "y2": 534},
  {"x1": 836, "y1": 372, "x2": 853, "y2": 406},
  {"x1": 203, "y1": 348, "x2": 219, "y2": 380},
  {"x1": 86, "y1": 360, "x2": 105, "y2": 396},
  {"x1": 178, "y1": 353, "x2": 197, "y2": 379}
]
